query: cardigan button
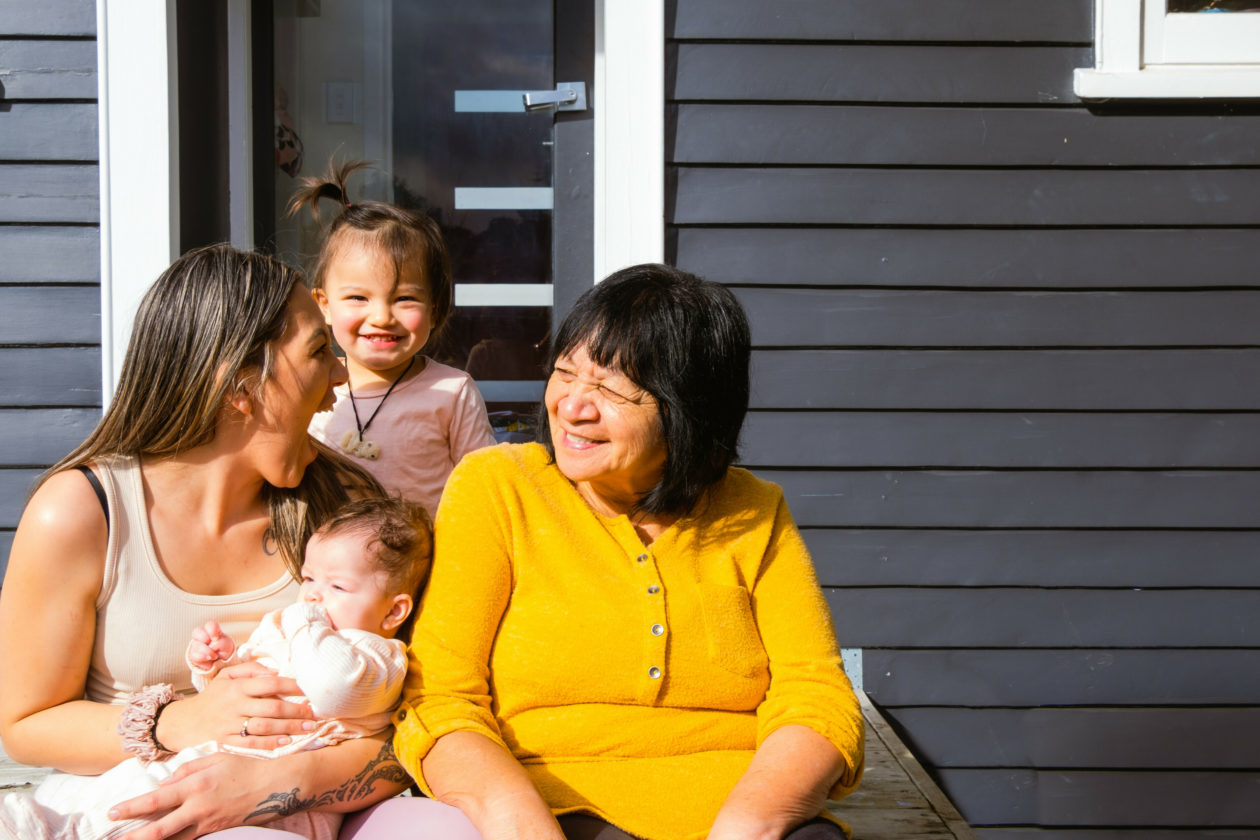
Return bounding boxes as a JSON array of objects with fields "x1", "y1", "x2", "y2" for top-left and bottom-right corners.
[
  {"x1": 636, "y1": 553, "x2": 648, "y2": 563},
  {"x1": 651, "y1": 624, "x2": 664, "y2": 636},
  {"x1": 648, "y1": 666, "x2": 662, "y2": 679},
  {"x1": 647, "y1": 585, "x2": 660, "y2": 594}
]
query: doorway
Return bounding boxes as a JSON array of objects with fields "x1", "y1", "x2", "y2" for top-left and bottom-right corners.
[{"x1": 180, "y1": 0, "x2": 595, "y2": 426}]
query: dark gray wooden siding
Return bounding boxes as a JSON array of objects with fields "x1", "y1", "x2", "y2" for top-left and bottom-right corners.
[
  {"x1": 0, "y1": 0, "x2": 101, "y2": 580},
  {"x1": 668, "y1": 1, "x2": 1260, "y2": 836}
]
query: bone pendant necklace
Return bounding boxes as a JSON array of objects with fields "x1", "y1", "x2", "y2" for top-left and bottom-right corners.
[{"x1": 340, "y1": 355, "x2": 416, "y2": 461}]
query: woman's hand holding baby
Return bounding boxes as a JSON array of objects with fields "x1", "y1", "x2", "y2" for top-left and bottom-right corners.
[{"x1": 154, "y1": 662, "x2": 315, "y2": 753}]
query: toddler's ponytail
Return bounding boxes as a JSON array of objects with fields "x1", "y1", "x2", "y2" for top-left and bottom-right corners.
[{"x1": 286, "y1": 159, "x2": 370, "y2": 225}]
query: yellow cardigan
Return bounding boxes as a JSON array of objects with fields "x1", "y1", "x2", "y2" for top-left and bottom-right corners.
[{"x1": 394, "y1": 443, "x2": 863, "y2": 840}]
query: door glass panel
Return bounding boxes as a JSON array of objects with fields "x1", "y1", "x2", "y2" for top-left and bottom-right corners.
[{"x1": 266, "y1": 0, "x2": 554, "y2": 432}]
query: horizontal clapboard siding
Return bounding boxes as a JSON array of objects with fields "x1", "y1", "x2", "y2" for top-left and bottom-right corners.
[
  {"x1": 734, "y1": 288, "x2": 1260, "y2": 347},
  {"x1": 0, "y1": 227, "x2": 99, "y2": 284},
  {"x1": 672, "y1": 44, "x2": 1088, "y2": 104},
  {"x1": 742, "y1": 412, "x2": 1260, "y2": 468},
  {"x1": 891, "y1": 708, "x2": 1260, "y2": 769},
  {"x1": 0, "y1": 0, "x2": 100, "y2": 583},
  {"x1": 0, "y1": 40, "x2": 97, "y2": 99},
  {"x1": 767, "y1": 470, "x2": 1260, "y2": 529},
  {"x1": 939, "y1": 770, "x2": 1260, "y2": 826},
  {"x1": 673, "y1": 105, "x2": 1260, "y2": 167},
  {"x1": 0, "y1": 469, "x2": 44, "y2": 529},
  {"x1": 0, "y1": 0, "x2": 95, "y2": 37},
  {"x1": 863, "y1": 650, "x2": 1260, "y2": 706},
  {"x1": 675, "y1": 228, "x2": 1260, "y2": 289},
  {"x1": 674, "y1": 168, "x2": 1260, "y2": 226},
  {"x1": 0, "y1": 286, "x2": 100, "y2": 344},
  {"x1": 0, "y1": 103, "x2": 98, "y2": 160},
  {"x1": 0, "y1": 408, "x2": 98, "y2": 466},
  {"x1": 828, "y1": 588, "x2": 1260, "y2": 648},
  {"x1": 671, "y1": 0, "x2": 1091, "y2": 42},
  {"x1": 0, "y1": 348, "x2": 100, "y2": 405},
  {"x1": 0, "y1": 165, "x2": 100, "y2": 223},
  {"x1": 806, "y1": 530, "x2": 1260, "y2": 587},
  {"x1": 750, "y1": 350, "x2": 1260, "y2": 410},
  {"x1": 670, "y1": 0, "x2": 1260, "y2": 835},
  {"x1": 974, "y1": 832, "x2": 1260, "y2": 840}
]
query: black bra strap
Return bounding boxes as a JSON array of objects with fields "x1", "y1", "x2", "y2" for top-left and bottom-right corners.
[{"x1": 75, "y1": 464, "x2": 110, "y2": 533}]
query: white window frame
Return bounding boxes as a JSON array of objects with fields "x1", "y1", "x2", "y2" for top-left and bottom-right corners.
[
  {"x1": 97, "y1": 0, "x2": 661, "y2": 399},
  {"x1": 1075, "y1": 0, "x2": 1260, "y2": 98}
]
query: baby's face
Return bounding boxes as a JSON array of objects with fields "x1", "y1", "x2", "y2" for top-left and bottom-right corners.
[{"x1": 300, "y1": 530, "x2": 398, "y2": 634}]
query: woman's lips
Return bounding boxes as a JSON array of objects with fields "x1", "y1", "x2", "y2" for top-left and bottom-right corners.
[{"x1": 563, "y1": 431, "x2": 602, "y2": 449}]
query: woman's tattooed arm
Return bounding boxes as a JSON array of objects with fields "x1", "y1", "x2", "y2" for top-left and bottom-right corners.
[{"x1": 245, "y1": 739, "x2": 412, "y2": 822}]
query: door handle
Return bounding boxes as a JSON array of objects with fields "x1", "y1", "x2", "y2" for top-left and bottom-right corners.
[{"x1": 522, "y1": 82, "x2": 587, "y2": 112}]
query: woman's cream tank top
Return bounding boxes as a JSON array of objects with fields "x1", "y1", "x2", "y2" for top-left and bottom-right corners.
[{"x1": 86, "y1": 455, "x2": 298, "y2": 704}]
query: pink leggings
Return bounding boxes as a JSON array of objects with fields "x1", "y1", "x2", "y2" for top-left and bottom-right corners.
[{"x1": 208, "y1": 797, "x2": 483, "y2": 839}]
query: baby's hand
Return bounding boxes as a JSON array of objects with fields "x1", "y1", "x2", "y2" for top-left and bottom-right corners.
[{"x1": 188, "y1": 620, "x2": 235, "y2": 669}]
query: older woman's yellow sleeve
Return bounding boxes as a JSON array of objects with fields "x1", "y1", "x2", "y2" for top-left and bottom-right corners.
[
  {"x1": 751, "y1": 494, "x2": 865, "y2": 797},
  {"x1": 393, "y1": 449, "x2": 513, "y2": 795}
]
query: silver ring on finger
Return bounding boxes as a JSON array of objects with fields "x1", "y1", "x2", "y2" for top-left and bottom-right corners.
[{"x1": 240, "y1": 717, "x2": 251, "y2": 738}]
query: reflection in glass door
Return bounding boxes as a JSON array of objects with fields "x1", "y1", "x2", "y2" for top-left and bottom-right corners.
[{"x1": 265, "y1": 0, "x2": 579, "y2": 433}]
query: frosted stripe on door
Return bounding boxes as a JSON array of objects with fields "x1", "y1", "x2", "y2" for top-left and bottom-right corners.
[
  {"x1": 454, "y1": 90, "x2": 528, "y2": 113},
  {"x1": 455, "y1": 187, "x2": 553, "y2": 210},
  {"x1": 477, "y1": 380, "x2": 546, "y2": 402},
  {"x1": 456, "y1": 284, "x2": 554, "y2": 307}
]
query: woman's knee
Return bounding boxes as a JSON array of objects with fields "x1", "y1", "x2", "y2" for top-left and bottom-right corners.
[{"x1": 339, "y1": 797, "x2": 483, "y2": 840}]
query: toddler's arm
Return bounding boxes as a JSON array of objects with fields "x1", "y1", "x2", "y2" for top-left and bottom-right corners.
[{"x1": 280, "y1": 602, "x2": 407, "y2": 719}]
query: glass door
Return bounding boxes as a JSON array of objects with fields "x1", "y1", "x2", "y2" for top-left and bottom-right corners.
[{"x1": 261, "y1": 0, "x2": 592, "y2": 437}]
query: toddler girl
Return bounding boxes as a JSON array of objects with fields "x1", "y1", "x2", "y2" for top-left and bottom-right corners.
[
  {"x1": 0, "y1": 496, "x2": 432, "y2": 840},
  {"x1": 295, "y1": 161, "x2": 496, "y2": 517}
]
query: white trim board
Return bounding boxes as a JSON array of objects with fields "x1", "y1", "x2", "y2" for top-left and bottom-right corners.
[
  {"x1": 594, "y1": 0, "x2": 664, "y2": 282},
  {"x1": 97, "y1": 0, "x2": 181, "y2": 402}
]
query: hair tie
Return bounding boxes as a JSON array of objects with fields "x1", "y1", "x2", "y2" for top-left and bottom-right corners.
[{"x1": 118, "y1": 683, "x2": 180, "y2": 761}]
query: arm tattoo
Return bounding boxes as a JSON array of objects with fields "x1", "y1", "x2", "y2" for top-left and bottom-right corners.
[
  {"x1": 245, "y1": 740, "x2": 412, "y2": 822},
  {"x1": 334, "y1": 738, "x2": 412, "y2": 803}
]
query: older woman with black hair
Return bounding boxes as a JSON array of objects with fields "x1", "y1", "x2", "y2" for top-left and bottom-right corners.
[{"x1": 394, "y1": 264, "x2": 863, "y2": 840}]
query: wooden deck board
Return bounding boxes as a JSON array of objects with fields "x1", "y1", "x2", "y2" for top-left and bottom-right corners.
[
  {"x1": 830, "y1": 692, "x2": 976, "y2": 840},
  {"x1": 2, "y1": 692, "x2": 973, "y2": 838}
]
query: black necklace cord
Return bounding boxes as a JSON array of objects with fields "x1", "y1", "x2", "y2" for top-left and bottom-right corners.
[{"x1": 348, "y1": 354, "x2": 417, "y2": 437}]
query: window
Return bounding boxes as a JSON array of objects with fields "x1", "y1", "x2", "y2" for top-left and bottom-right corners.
[{"x1": 1075, "y1": 0, "x2": 1260, "y2": 98}]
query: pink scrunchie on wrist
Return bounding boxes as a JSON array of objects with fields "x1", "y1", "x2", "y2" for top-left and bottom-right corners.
[{"x1": 117, "y1": 683, "x2": 180, "y2": 762}]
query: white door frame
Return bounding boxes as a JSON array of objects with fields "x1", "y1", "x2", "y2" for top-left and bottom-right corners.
[
  {"x1": 96, "y1": 0, "x2": 181, "y2": 401},
  {"x1": 97, "y1": 0, "x2": 664, "y2": 399}
]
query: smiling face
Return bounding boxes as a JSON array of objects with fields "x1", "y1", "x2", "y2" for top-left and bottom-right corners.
[
  {"x1": 299, "y1": 529, "x2": 410, "y2": 634},
  {"x1": 313, "y1": 239, "x2": 433, "y2": 390},
  {"x1": 249, "y1": 285, "x2": 347, "y2": 488},
  {"x1": 544, "y1": 344, "x2": 666, "y2": 515}
]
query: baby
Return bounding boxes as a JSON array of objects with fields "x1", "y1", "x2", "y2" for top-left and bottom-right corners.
[{"x1": 0, "y1": 496, "x2": 431, "y2": 840}]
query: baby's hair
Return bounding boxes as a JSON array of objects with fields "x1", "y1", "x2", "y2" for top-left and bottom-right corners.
[
  {"x1": 287, "y1": 159, "x2": 453, "y2": 337},
  {"x1": 314, "y1": 496, "x2": 434, "y2": 603}
]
